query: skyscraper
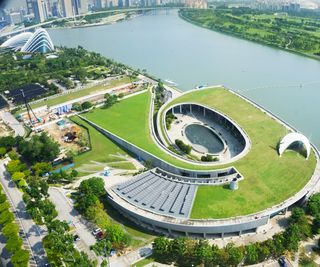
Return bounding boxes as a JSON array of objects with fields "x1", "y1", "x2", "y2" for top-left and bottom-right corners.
[
  {"x1": 61, "y1": 0, "x2": 73, "y2": 17},
  {"x1": 26, "y1": 0, "x2": 49, "y2": 23}
]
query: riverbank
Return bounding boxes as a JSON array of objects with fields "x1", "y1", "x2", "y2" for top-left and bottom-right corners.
[{"x1": 178, "y1": 9, "x2": 320, "y2": 62}]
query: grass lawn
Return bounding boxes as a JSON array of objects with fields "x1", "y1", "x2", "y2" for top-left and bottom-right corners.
[
  {"x1": 70, "y1": 116, "x2": 136, "y2": 174},
  {"x1": 131, "y1": 256, "x2": 156, "y2": 267},
  {"x1": 81, "y1": 87, "x2": 317, "y2": 219}
]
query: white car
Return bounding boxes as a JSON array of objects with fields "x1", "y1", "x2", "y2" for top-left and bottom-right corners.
[{"x1": 92, "y1": 228, "x2": 101, "y2": 236}]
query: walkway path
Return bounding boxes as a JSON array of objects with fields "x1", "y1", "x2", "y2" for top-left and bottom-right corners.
[
  {"x1": 0, "y1": 159, "x2": 48, "y2": 267},
  {"x1": 0, "y1": 111, "x2": 25, "y2": 136},
  {"x1": 48, "y1": 187, "x2": 99, "y2": 264}
]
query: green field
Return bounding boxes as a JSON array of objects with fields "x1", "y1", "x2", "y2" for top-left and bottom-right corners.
[
  {"x1": 80, "y1": 87, "x2": 316, "y2": 218},
  {"x1": 70, "y1": 116, "x2": 136, "y2": 175}
]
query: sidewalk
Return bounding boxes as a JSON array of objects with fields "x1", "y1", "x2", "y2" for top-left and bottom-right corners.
[{"x1": 0, "y1": 158, "x2": 48, "y2": 267}]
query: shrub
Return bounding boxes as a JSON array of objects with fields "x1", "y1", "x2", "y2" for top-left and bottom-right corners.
[
  {"x1": 118, "y1": 92, "x2": 125, "y2": 98},
  {"x1": 11, "y1": 249, "x2": 30, "y2": 267},
  {"x1": 175, "y1": 139, "x2": 192, "y2": 154},
  {"x1": 0, "y1": 147, "x2": 6, "y2": 157},
  {"x1": 201, "y1": 154, "x2": 218, "y2": 162},
  {"x1": 2, "y1": 222, "x2": 19, "y2": 238},
  {"x1": 5, "y1": 235, "x2": 23, "y2": 254},
  {"x1": 0, "y1": 210, "x2": 14, "y2": 225},
  {"x1": 81, "y1": 101, "x2": 93, "y2": 110},
  {"x1": 11, "y1": 172, "x2": 25, "y2": 183},
  {"x1": 307, "y1": 193, "x2": 320, "y2": 216},
  {"x1": 8, "y1": 151, "x2": 19, "y2": 160}
]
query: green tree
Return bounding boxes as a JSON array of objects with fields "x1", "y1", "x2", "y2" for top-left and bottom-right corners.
[
  {"x1": 307, "y1": 193, "x2": 320, "y2": 216},
  {"x1": 78, "y1": 177, "x2": 105, "y2": 197},
  {"x1": 0, "y1": 193, "x2": 7, "y2": 203},
  {"x1": 0, "y1": 147, "x2": 6, "y2": 157},
  {"x1": 11, "y1": 249, "x2": 30, "y2": 267},
  {"x1": 312, "y1": 215, "x2": 320, "y2": 234},
  {"x1": 194, "y1": 240, "x2": 213, "y2": 264},
  {"x1": 245, "y1": 243, "x2": 259, "y2": 265},
  {"x1": 2, "y1": 222, "x2": 19, "y2": 237},
  {"x1": 153, "y1": 236, "x2": 171, "y2": 259},
  {"x1": 47, "y1": 219, "x2": 70, "y2": 234},
  {"x1": 5, "y1": 235, "x2": 23, "y2": 253},
  {"x1": 18, "y1": 132, "x2": 59, "y2": 163},
  {"x1": 0, "y1": 201, "x2": 10, "y2": 212},
  {"x1": 7, "y1": 160, "x2": 27, "y2": 175},
  {"x1": 8, "y1": 151, "x2": 19, "y2": 160},
  {"x1": 169, "y1": 237, "x2": 187, "y2": 261},
  {"x1": 81, "y1": 101, "x2": 93, "y2": 110},
  {"x1": 11, "y1": 172, "x2": 25, "y2": 182},
  {"x1": 72, "y1": 102, "x2": 82, "y2": 111},
  {"x1": 32, "y1": 162, "x2": 52, "y2": 176},
  {"x1": 0, "y1": 136, "x2": 16, "y2": 150},
  {"x1": 291, "y1": 207, "x2": 305, "y2": 223},
  {"x1": 103, "y1": 94, "x2": 118, "y2": 108},
  {"x1": 0, "y1": 209, "x2": 14, "y2": 224},
  {"x1": 107, "y1": 224, "x2": 128, "y2": 249},
  {"x1": 225, "y1": 243, "x2": 244, "y2": 266},
  {"x1": 284, "y1": 224, "x2": 300, "y2": 252}
]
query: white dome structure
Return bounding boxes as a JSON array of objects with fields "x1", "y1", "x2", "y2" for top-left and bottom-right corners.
[
  {"x1": 278, "y1": 132, "x2": 311, "y2": 159},
  {"x1": 1, "y1": 28, "x2": 54, "y2": 54},
  {"x1": 0, "y1": 32, "x2": 33, "y2": 51},
  {"x1": 21, "y1": 28, "x2": 54, "y2": 53}
]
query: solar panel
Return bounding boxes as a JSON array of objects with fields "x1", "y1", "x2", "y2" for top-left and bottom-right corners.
[{"x1": 8, "y1": 84, "x2": 49, "y2": 104}]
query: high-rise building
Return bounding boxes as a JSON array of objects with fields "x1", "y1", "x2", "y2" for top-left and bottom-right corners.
[
  {"x1": 26, "y1": 0, "x2": 49, "y2": 23},
  {"x1": 61, "y1": 0, "x2": 73, "y2": 17},
  {"x1": 74, "y1": 0, "x2": 88, "y2": 15},
  {"x1": 93, "y1": 0, "x2": 102, "y2": 9}
]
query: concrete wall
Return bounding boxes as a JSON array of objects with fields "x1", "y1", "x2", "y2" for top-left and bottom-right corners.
[{"x1": 79, "y1": 115, "x2": 239, "y2": 180}]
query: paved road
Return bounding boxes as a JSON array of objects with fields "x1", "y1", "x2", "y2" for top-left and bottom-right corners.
[
  {"x1": 0, "y1": 159, "x2": 48, "y2": 267},
  {"x1": 48, "y1": 187, "x2": 99, "y2": 264},
  {"x1": 0, "y1": 111, "x2": 25, "y2": 136}
]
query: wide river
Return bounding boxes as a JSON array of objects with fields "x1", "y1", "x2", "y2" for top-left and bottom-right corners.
[{"x1": 48, "y1": 10, "x2": 320, "y2": 148}]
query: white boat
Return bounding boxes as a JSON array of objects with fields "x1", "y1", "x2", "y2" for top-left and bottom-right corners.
[{"x1": 165, "y1": 79, "x2": 178, "y2": 87}]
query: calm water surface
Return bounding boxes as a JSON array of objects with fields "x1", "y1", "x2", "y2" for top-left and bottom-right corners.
[
  {"x1": 185, "y1": 124, "x2": 224, "y2": 154},
  {"x1": 48, "y1": 11, "x2": 320, "y2": 148}
]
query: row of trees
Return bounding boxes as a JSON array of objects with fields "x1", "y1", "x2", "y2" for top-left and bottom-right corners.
[
  {"x1": 179, "y1": 8, "x2": 320, "y2": 56},
  {"x1": 0, "y1": 135, "x2": 94, "y2": 266},
  {"x1": 152, "y1": 204, "x2": 320, "y2": 266},
  {"x1": 74, "y1": 178, "x2": 131, "y2": 255},
  {"x1": 0, "y1": 184, "x2": 30, "y2": 267}
]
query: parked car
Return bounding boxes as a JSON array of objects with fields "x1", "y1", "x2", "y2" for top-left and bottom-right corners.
[
  {"x1": 95, "y1": 231, "x2": 104, "y2": 241},
  {"x1": 91, "y1": 228, "x2": 101, "y2": 236},
  {"x1": 278, "y1": 256, "x2": 288, "y2": 267},
  {"x1": 73, "y1": 234, "x2": 80, "y2": 242}
]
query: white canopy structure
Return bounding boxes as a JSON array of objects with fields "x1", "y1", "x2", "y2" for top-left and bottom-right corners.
[
  {"x1": 278, "y1": 132, "x2": 311, "y2": 159},
  {"x1": 1, "y1": 28, "x2": 54, "y2": 53},
  {"x1": 0, "y1": 32, "x2": 33, "y2": 51}
]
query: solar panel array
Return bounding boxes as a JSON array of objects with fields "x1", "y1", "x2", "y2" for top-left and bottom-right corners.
[
  {"x1": 113, "y1": 171, "x2": 197, "y2": 218},
  {"x1": 8, "y1": 84, "x2": 49, "y2": 104}
]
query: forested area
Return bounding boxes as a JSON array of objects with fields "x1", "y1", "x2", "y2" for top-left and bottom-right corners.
[
  {"x1": 0, "y1": 46, "x2": 127, "y2": 94},
  {"x1": 180, "y1": 7, "x2": 320, "y2": 57}
]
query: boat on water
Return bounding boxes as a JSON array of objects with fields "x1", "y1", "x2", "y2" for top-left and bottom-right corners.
[
  {"x1": 165, "y1": 79, "x2": 178, "y2": 87},
  {"x1": 195, "y1": 84, "x2": 207, "y2": 89}
]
